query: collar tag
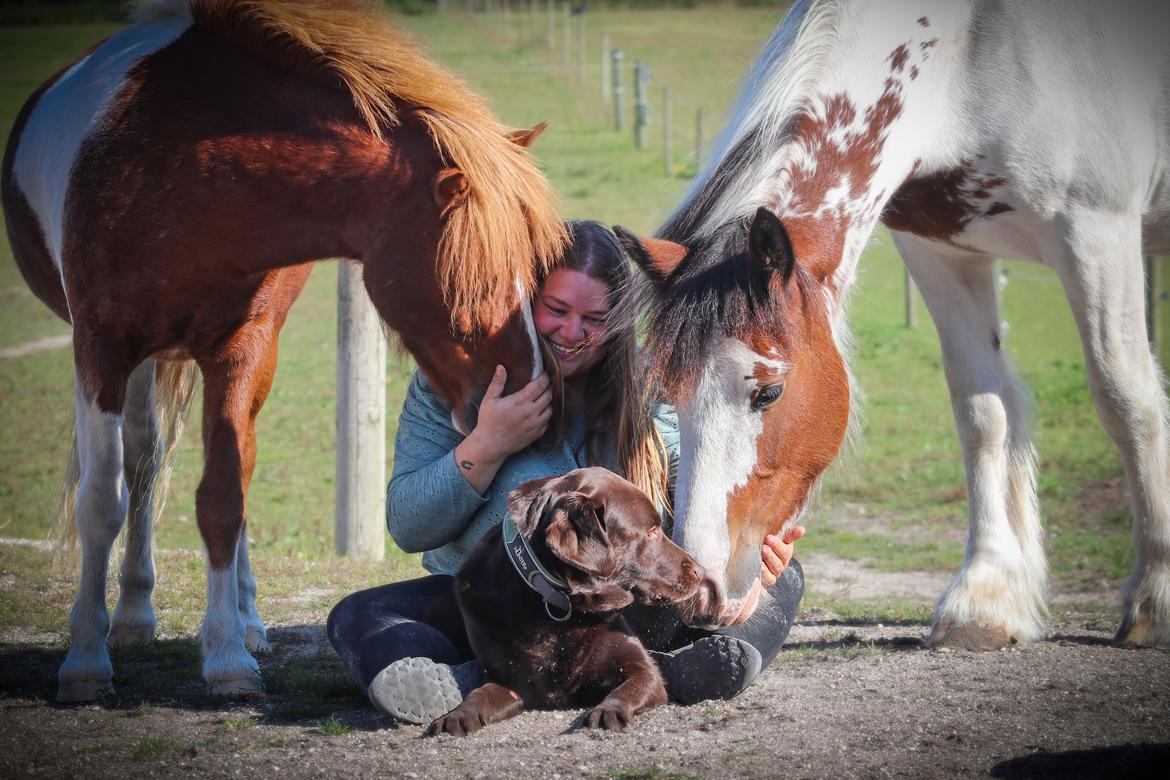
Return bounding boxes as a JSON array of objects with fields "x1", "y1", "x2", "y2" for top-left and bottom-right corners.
[{"x1": 502, "y1": 513, "x2": 573, "y2": 623}]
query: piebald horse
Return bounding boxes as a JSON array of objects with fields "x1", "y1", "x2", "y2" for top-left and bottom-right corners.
[
  {"x1": 2, "y1": 0, "x2": 565, "y2": 700},
  {"x1": 617, "y1": 0, "x2": 1170, "y2": 648}
]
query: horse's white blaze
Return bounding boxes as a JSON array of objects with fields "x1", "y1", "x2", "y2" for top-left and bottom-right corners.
[
  {"x1": 518, "y1": 277, "x2": 543, "y2": 381},
  {"x1": 12, "y1": 17, "x2": 191, "y2": 309},
  {"x1": 202, "y1": 551, "x2": 260, "y2": 692},
  {"x1": 57, "y1": 387, "x2": 127, "y2": 698},
  {"x1": 673, "y1": 338, "x2": 788, "y2": 602}
]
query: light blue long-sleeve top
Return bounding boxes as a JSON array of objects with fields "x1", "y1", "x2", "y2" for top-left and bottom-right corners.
[{"x1": 387, "y1": 370, "x2": 680, "y2": 575}]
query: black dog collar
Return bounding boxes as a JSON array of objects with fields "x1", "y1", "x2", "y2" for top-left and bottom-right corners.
[{"x1": 502, "y1": 513, "x2": 573, "y2": 622}]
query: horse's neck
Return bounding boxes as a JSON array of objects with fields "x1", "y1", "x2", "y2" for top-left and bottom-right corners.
[{"x1": 761, "y1": 0, "x2": 970, "y2": 294}]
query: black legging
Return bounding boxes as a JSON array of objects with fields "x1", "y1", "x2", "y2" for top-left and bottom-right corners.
[{"x1": 327, "y1": 560, "x2": 804, "y2": 693}]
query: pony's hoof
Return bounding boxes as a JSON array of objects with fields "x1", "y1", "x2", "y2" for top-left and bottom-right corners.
[
  {"x1": 108, "y1": 623, "x2": 156, "y2": 648},
  {"x1": 56, "y1": 677, "x2": 113, "y2": 702},
  {"x1": 928, "y1": 618, "x2": 1015, "y2": 651},
  {"x1": 244, "y1": 628, "x2": 272, "y2": 654},
  {"x1": 1115, "y1": 609, "x2": 1170, "y2": 649},
  {"x1": 207, "y1": 673, "x2": 264, "y2": 697}
]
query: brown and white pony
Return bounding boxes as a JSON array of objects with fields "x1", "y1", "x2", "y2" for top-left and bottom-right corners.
[
  {"x1": 2, "y1": 0, "x2": 566, "y2": 700},
  {"x1": 617, "y1": 0, "x2": 1170, "y2": 648}
]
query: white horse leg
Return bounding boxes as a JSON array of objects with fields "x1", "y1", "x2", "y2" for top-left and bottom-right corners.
[
  {"x1": 58, "y1": 381, "x2": 129, "y2": 701},
  {"x1": 236, "y1": 524, "x2": 270, "y2": 653},
  {"x1": 109, "y1": 359, "x2": 160, "y2": 647},
  {"x1": 1048, "y1": 209, "x2": 1170, "y2": 648},
  {"x1": 894, "y1": 233, "x2": 1047, "y2": 648}
]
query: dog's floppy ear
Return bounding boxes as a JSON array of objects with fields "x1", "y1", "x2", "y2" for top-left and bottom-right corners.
[
  {"x1": 545, "y1": 494, "x2": 618, "y2": 579},
  {"x1": 507, "y1": 476, "x2": 557, "y2": 535}
]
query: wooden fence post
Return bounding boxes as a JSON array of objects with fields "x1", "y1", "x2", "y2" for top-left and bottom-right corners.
[
  {"x1": 336, "y1": 261, "x2": 386, "y2": 561},
  {"x1": 576, "y1": 14, "x2": 585, "y2": 84},
  {"x1": 634, "y1": 60, "x2": 647, "y2": 149},
  {"x1": 546, "y1": 0, "x2": 554, "y2": 49},
  {"x1": 612, "y1": 49, "x2": 624, "y2": 130},
  {"x1": 562, "y1": 2, "x2": 570, "y2": 66}
]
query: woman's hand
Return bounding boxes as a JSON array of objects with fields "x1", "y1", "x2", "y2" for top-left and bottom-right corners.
[
  {"x1": 453, "y1": 366, "x2": 551, "y2": 494},
  {"x1": 473, "y1": 365, "x2": 552, "y2": 458},
  {"x1": 760, "y1": 525, "x2": 805, "y2": 587}
]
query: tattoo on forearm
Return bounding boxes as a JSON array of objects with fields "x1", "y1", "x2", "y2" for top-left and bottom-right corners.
[{"x1": 460, "y1": 460, "x2": 474, "y2": 471}]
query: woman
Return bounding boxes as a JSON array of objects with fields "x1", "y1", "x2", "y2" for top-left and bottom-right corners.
[{"x1": 327, "y1": 221, "x2": 805, "y2": 724}]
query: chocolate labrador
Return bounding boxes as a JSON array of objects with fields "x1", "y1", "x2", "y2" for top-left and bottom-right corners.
[{"x1": 425, "y1": 467, "x2": 713, "y2": 736}]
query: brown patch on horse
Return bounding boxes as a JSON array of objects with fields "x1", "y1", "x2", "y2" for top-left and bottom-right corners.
[
  {"x1": 163, "y1": 0, "x2": 567, "y2": 334},
  {"x1": 888, "y1": 44, "x2": 910, "y2": 73},
  {"x1": 787, "y1": 81, "x2": 904, "y2": 210},
  {"x1": 884, "y1": 161, "x2": 1012, "y2": 240}
]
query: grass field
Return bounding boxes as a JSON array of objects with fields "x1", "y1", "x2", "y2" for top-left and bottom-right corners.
[{"x1": 0, "y1": 6, "x2": 1157, "y2": 597}]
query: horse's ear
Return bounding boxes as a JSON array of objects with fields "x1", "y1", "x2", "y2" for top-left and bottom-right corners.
[
  {"x1": 433, "y1": 167, "x2": 470, "y2": 214},
  {"x1": 613, "y1": 226, "x2": 687, "y2": 285},
  {"x1": 508, "y1": 121, "x2": 549, "y2": 149},
  {"x1": 749, "y1": 207, "x2": 795, "y2": 284}
]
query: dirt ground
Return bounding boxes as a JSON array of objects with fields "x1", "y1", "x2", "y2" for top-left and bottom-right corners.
[{"x1": 2, "y1": 552, "x2": 1168, "y2": 780}]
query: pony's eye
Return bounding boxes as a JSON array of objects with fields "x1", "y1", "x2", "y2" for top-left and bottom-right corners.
[
  {"x1": 751, "y1": 383, "x2": 784, "y2": 412},
  {"x1": 645, "y1": 527, "x2": 659, "y2": 540}
]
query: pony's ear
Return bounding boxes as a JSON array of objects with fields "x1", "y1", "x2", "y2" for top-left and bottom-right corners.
[
  {"x1": 749, "y1": 207, "x2": 796, "y2": 284},
  {"x1": 433, "y1": 167, "x2": 470, "y2": 214},
  {"x1": 507, "y1": 476, "x2": 558, "y2": 536},
  {"x1": 613, "y1": 226, "x2": 687, "y2": 285},
  {"x1": 508, "y1": 121, "x2": 549, "y2": 149},
  {"x1": 544, "y1": 495, "x2": 618, "y2": 579}
]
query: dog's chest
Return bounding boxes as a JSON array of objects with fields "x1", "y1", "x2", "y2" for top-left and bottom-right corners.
[{"x1": 479, "y1": 623, "x2": 623, "y2": 709}]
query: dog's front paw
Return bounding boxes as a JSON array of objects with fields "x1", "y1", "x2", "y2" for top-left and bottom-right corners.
[
  {"x1": 585, "y1": 701, "x2": 634, "y2": 731},
  {"x1": 425, "y1": 706, "x2": 484, "y2": 738}
]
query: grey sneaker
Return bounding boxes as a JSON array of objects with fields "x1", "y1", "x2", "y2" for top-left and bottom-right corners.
[
  {"x1": 367, "y1": 657, "x2": 483, "y2": 725},
  {"x1": 652, "y1": 635, "x2": 763, "y2": 705}
]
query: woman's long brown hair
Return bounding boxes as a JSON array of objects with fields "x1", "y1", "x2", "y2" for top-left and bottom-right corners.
[{"x1": 543, "y1": 222, "x2": 671, "y2": 515}]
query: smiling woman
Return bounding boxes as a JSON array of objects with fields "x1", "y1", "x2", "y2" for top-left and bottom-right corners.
[{"x1": 326, "y1": 221, "x2": 807, "y2": 728}]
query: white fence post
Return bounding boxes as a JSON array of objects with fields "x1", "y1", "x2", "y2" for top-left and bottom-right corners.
[{"x1": 335, "y1": 260, "x2": 386, "y2": 561}]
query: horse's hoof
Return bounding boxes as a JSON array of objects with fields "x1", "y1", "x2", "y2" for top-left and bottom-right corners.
[
  {"x1": 244, "y1": 628, "x2": 272, "y2": 654},
  {"x1": 928, "y1": 618, "x2": 1015, "y2": 651},
  {"x1": 56, "y1": 677, "x2": 113, "y2": 702},
  {"x1": 1115, "y1": 609, "x2": 1170, "y2": 649},
  {"x1": 108, "y1": 623, "x2": 156, "y2": 648},
  {"x1": 207, "y1": 674, "x2": 264, "y2": 697}
]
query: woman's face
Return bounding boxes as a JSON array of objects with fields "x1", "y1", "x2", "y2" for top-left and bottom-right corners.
[{"x1": 533, "y1": 268, "x2": 611, "y2": 381}]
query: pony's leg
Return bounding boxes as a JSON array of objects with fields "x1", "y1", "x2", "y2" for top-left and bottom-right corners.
[
  {"x1": 109, "y1": 359, "x2": 161, "y2": 647},
  {"x1": 1047, "y1": 210, "x2": 1170, "y2": 648},
  {"x1": 235, "y1": 333, "x2": 281, "y2": 654},
  {"x1": 57, "y1": 367, "x2": 130, "y2": 701},
  {"x1": 195, "y1": 348, "x2": 268, "y2": 695},
  {"x1": 893, "y1": 233, "x2": 1047, "y2": 649}
]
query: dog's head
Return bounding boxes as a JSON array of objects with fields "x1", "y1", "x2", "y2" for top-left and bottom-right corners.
[{"x1": 506, "y1": 467, "x2": 710, "y2": 614}]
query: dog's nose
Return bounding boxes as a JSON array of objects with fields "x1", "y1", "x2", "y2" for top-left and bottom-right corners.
[{"x1": 680, "y1": 558, "x2": 705, "y2": 588}]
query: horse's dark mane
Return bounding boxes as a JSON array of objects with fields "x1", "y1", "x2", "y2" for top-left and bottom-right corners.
[{"x1": 639, "y1": 219, "x2": 818, "y2": 391}]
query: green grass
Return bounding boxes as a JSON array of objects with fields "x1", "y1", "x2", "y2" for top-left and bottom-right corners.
[
  {"x1": 0, "y1": 9, "x2": 1154, "y2": 606},
  {"x1": 130, "y1": 736, "x2": 185, "y2": 762},
  {"x1": 215, "y1": 715, "x2": 255, "y2": 733},
  {"x1": 315, "y1": 714, "x2": 354, "y2": 737},
  {"x1": 608, "y1": 767, "x2": 701, "y2": 780}
]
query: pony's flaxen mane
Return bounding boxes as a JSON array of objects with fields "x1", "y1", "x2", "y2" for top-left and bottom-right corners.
[{"x1": 134, "y1": 0, "x2": 566, "y2": 332}]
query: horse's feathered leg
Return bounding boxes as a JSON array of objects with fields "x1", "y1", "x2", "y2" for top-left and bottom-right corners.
[
  {"x1": 1050, "y1": 209, "x2": 1170, "y2": 649},
  {"x1": 109, "y1": 359, "x2": 161, "y2": 647},
  {"x1": 894, "y1": 233, "x2": 1047, "y2": 649},
  {"x1": 57, "y1": 350, "x2": 131, "y2": 701}
]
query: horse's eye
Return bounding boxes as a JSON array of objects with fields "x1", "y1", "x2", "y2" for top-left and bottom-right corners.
[
  {"x1": 751, "y1": 383, "x2": 784, "y2": 412},
  {"x1": 645, "y1": 527, "x2": 659, "y2": 540}
]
